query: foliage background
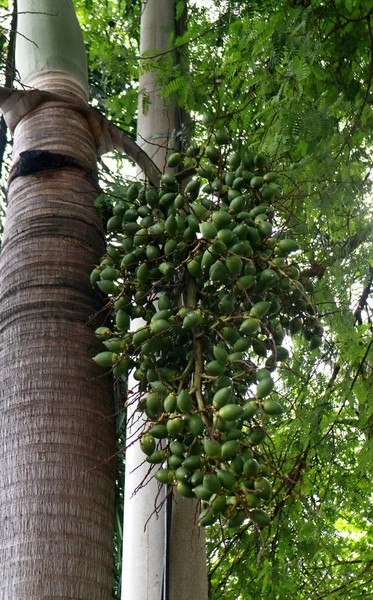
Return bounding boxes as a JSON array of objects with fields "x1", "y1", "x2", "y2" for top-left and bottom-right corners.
[{"x1": 1, "y1": 0, "x2": 373, "y2": 598}]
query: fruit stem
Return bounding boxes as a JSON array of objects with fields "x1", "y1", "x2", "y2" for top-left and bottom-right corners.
[
  {"x1": 176, "y1": 353, "x2": 195, "y2": 393},
  {"x1": 185, "y1": 273, "x2": 206, "y2": 414}
]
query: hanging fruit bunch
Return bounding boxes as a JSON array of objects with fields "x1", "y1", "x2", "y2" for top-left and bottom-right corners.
[{"x1": 91, "y1": 130, "x2": 323, "y2": 530}]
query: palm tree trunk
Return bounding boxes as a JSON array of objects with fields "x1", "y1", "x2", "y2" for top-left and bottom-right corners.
[
  {"x1": 122, "y1": 2, "x2": 208, "y2": 599},
  {"x1": 0, "y1": 2, "x2": 115, "y2": 598}
]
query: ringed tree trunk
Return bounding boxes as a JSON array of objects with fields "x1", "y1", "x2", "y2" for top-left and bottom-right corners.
[
  {"x1": 0, "y1": 1, "x2": 116, "y2": 598},
  {"x1": 122, "y1": 2, "x2": 208, "y2": 599}
]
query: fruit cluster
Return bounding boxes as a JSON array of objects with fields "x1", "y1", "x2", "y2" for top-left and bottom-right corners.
[{"x1": 91, "y1": 135, "x2": 322, "y2": 529}]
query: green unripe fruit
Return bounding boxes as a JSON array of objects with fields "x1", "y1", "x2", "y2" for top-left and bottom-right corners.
[
  {"x1": 121, "y1": 252, "x2": 136, "y2": 269},
  {"x1": 242, "y1": 151, "x2": 255, "y2": 169},
  {"x1": 93, "y1": 351, "x2": 117, "y2": 367},
  {"x1": 107, "y1": 216, "x2": 122, "y2": 231},
  {"x1": 104, "y1": 338, "x2": 124, "y2": 353},
  {"x1": 133, "y1": 228, "x2": 149, "y2": 246},
  {"x1": 221, "y1": 440, "x2": 239, "y2": 460},
  {"x1": 177, "y1": 390, "x2": 194, "y2": 413},
  {"x1": 250, "y1": 176, "x2": 264, "y2": 189},
  {"x1": 256, "y1": 368, "x2": 271, "y2": 381},
  {"x1": 229, "y1": 195, "x2": 247, "y2": 214},
  {"x1": 226, "y1": 256, "x2": 243, "y2": 276},
  {"x1": 217, "y1": 470, "x2": 237, "y2": 490},
  {"x1": 225, "y1": 428, "x2": 243, "y2": 441},
  {"x1": 243, "y1": 458, "x2": 260, "y2": 477},
  {"x1": 167, "y1": 152, "x2": 183, "y2": 167},
  {"x1": 242, "y1": 401, "x2": 258, "y2": 420},
  {"x1": 187, "y1": 415, "x2": 205, "y2": 436},
  {"x1": 159, "y1": 262, "x2": 175, "y2": 278},
  {"x1": 155, "y1": 468, "x2": 174, "y2": 484},
  {"x1": 193, "y1": 485, "x2": 213, "y2": 501},
  {"x1": 203, "y1": 473, "x2": 222, "y2": 494},
  {"x1": 161, "y1": 172, "x2": 177, "y2": 189},
  {"x1": 203, "y1": 439, "x2": 221, "y2": 459},
  {"x1": 175, "y1": 467, "x2": 190, "y2": 481},
  {"x1": 254, "y1": 477, "x2": 272, "y2": 500},
  {"x1": 140, "y1": 434, "x2": 156, "y2": 455},
  {"x1": 183, "y1": 455, "x2": 201, "y2": 471},
  {"x1": 263, "y1": 172, "x2": 278, "y2": 183},
  {"x1": 100, "y1": 266, "x2": 119, "y2": 281},
  {"x1": 263, "y1": 400, "x2": 284, "y2": 415},
  {"x1": 236, "y1": 275, "x2": 255, "y2": 291},
  {"x1": 164, "y1": 239, "x2": 178, "y2": 255},
  {"x1": 276, "y1": 346, "x2": 289, "y2": 361},
  {"x1": 240, "y1": 318, "x2": 260, "y2": 335},
  {"x1": 258, "y1": 221, "x2": 273, "y2": 238},
  {"x1": 157, "y1": 294, "x2": 172, "y2": 310},
  {"x1": 200, "y1": 222, "x2": 218, "y2": 239},
  {"x1": 228, "y1": 151, "x2": 241, "y2": 169},
  {"x1": 249, "y1": 301, "x2": 271, "y2": 319},
  {"x1": 205, "y1": 145, "x2": 220, "y2": 164},
  {"x1": 149, "y1": 424, "x2": 168, "y2": 439},
  {"x1": 136, "y1": 263, "x2": 149, "y2": 283},
  {"x1": 176, "y1": 481, "x2": 194, "y2": 498},
  {"x1": 146, "y1": 245, "x2": 161, "y2": 261},
  {"x1": 145, "y1": 393, "x2": 162, "y2": 418},
  {"x1": 232, "y1": 176, "x2": 245, "y2": 190},
  {"x1": 250, "y1": 509, "x2": 270, "y2": 528},
  {"x1": 215, "y1": 129, "x2": 230, "y2": 145},
  {"x1": 218, "y1": 295, "x2": 234, "y2": 315},
  {"x1": 90, "y1": 268, "x2": 101, "y2": 286},
  {"x1": 210, "y1": 494, "x2": 226, "y2": 515},
  {"x1": 213, "y1": 387, "x2": 233, "y2": 409},
  {"x1": 252, "y1": 340, "x2": 267, "y2": 358},
  {"x1": 205, "y1": 361, "x2": 226, "y2": 376},
  {"x1": 148, "y1": 222, "x2": 165, "y2": 238},
  {"x1": 221, "y1": 327, "x2": 239, "y2": 344},
  {"x1": 209, "y1": 239, "x2": 227, "y2": 256},
  {"x1": 169, "y1": 455, "x2": 183, "y2": 469},
  {"x1": 246, "y1": 227, "x2": 261, "y2": 246},
  {"x1": 186, "y1": 144, "x2": 200, "y2": 157},
  {"x1": 310, "y1": 334, "x2": 322, "y2": 350},
  {"x1": 228, "y1": 510, "x2": 246, "y2": 528},
  {"x1": 164, "y1": 214, "x2": 177, "y2": 235},
  {"x1": 230, "y1": 455, "x2": 243, "y2": 475},
  {"x1": 212, "y1": 210, "x2": 232, "y2": 229},
  {"x1": 133, "y1": 327, "x2": 150, "y2": 345},
  {"x1": 191, "y1": 202, "x2": 208, "y2": 220},
  {"x1": 213, "y1": 346, "x2": 229, "y2": 365},
  {"x1": 185, "y1": 179, "x2": 201, "y2": 198},
  {"x1": 187, "y1": 259, "x2": 203, "y2": 279},
  {"x1": 190, "y1": 470, "x2": 204, "y2": 486},
  {"x1": 254, "y1": 154, "x2": 267, "y2": 169},
  {"x1": 257, "y1": 377, "x2": 275, "y2": 398},
  {"x1": 97, "y1": 280, "x2": 115, "y2": 295},
  {"x1": 146, "y1": 450, "x2": 167, "y2": 464},
  {"x1": 170, "y1": 441, "x2": 185, "y2": 457},
  {"x1": 164, "y1": 394, "x2": 177, "y2": 413},
  {"x1": 183, "y1": 309, "x2": 203, "y2": 329},
  {"x1": 95, "y1": 327, "x2": 112, "y2": 340},
  {"x1": 115, "y1": 310, "x2": 130, "y2": 331},
  {"x1": 234, "y1": 337, "x2": 251, "y2": 352},
  {"x1": 276, "y1": 239, "x2": 299, "y2": 255},
  {"x1": 201, "y1": 249, "x2": 216, "y2": 272},
  {"x1": 166, "y1": 417, "x2": 184, "y2": 437},
  {"x1": 210, "y1": 260, "x2": 228, "y2": 283},
  {"x1": 249, "y1": 427, "x2": 266, "y2": 446},
  {"x1": 217, "y1": 228, "x2": 234, "y2": 245},
  {"x1": 150, "y1": 319, "x2": 170, "y2": 335},
  {"x1": 219, "y1": 404, "x2": 243, "y2": 421}
]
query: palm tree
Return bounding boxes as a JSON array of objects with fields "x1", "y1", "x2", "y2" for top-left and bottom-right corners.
[
  {"x1": 0, "y1": 1, "x2": 116, "y2": 597},
  {"x1": 122, "y1": 2, "x2": 208, "y2": 599}
]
